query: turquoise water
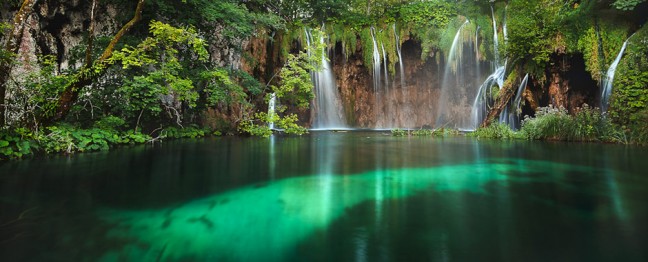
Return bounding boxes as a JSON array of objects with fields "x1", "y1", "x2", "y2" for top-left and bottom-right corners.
[{"x1": 1, "y1": 132, "x2": 647, "y2": 261}]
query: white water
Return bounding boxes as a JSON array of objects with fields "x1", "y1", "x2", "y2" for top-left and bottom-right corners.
[
  {"x1": 491, "y1": 5, "x2": 500, "y2": 66},
  {"x1": 435, "y1": 20, "x2": 471, "y2": 129},
  {"x1": 503, "y1": 5, "x2": 508, "y2": 44},
  {"x1": 470, "y1": 5, "x2": 515, "y2": 129},
  {"x1": 370, "y1": 27, "x2": 382, "y2": 92},
  {"x1": 268, "y1": 93, "x2": 277, "y2": 129},
  {"x1": 370, "y1": 27, "x2": 389, "y2": 127},
  {"x1": 601, "y1": 38, "x2": 631, "y2": 114},
  {"x1": 394, "y1": 24, "x2": 406, "y2": 89},
  {"x1": 471, "y1": 66, "x2": 506, "y2": 128},
  {"x1": 499, "y1": 73, "x2": 529, "y2": 130},
  {"x1": 305, "y1": 29, "x2": 347, "y2": 129}
]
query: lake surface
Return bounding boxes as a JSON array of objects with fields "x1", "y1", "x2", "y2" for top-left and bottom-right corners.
[{"x1": 1, "y1": 132, "x2": 647, "y2": 261}]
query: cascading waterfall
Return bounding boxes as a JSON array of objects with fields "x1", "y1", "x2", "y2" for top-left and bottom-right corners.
[
  {"x1": 503, "y1": 5, "x2": 508, "y2": 43},
  {"x1": 370, "y1": 27, "x2": 394, "y2": 127},
  {"x1": 268, "y1": 93, "x2": 277, "y2": 130},
  {"x1": 601, "y1": 37, "x2": 631, "y2": 114},
  {"x1": 435, "y1": 20, "x2": 472, "y2": 129},
  {"x1": 499, "y1": 73, "x2": 529, "y2": 130},
  {"x1": 370, "y1": 27, "x2": 382, "y2": 92},
  {"x1": 471, "y1": 66, "x2": 506, "y2": 128},
  {"x1": 394, "y1": 24, "x2": 406, "y2": 89},
  {"x1": 305, "y1": 28, "x2": 347, "y2": 129},
  {"x1": 491, "y1": 5, "x2": 500, "y2": 67},
  {"x1": 470, "y1": 5, "x2": 512, "y2": 129},
  {"x1": 475, "y1": 26, "x2": 481, "y2": 80}
]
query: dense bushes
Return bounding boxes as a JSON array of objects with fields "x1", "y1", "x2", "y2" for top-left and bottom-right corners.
[
  {"x1": 470, "y1": 105, "x2": 638, "y2": 144},
  {"x1": 0, "y1": 121, "x2": 228, "y2": 160},
  {"x1": 469, "y1": 123, "x2": 520, "y2": 139},
  {"x1": 391, "y1": 128, "x2": 459, "y2": 137},
  {"x1": 519, "y1": 105, "x2": 619, "y2": 142}
]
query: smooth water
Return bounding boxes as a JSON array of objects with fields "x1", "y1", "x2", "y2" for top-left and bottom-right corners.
[{"x1": 1, "y1": 133, "x2": 648, "y2": 261}]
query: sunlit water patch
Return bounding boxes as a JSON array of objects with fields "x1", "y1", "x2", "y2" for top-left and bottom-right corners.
[{"x1": 98, "y1": 159, "x2": 610, "y2": 261}]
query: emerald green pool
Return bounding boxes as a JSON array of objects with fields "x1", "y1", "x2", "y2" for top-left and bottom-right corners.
[{"x1": 1, "y1": 132, "x2": 647, "y2": 261}]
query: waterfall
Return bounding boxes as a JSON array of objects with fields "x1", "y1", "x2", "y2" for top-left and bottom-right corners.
[
  {"x1": 471, "y1": 66, "x2": 506, "y2": 128},
  {"x1": 394, "y1": 24, "x2": 406, "y2": 89},
  {"x1": 470, "y1": 5, "x2": 511, "y2": 130},
  {"x1": 268, "y1": 93, "x2": 277, "y2": 130},
  {"x1": 305, "y1": 29, "x2": 347, "y2": 129},
  {"x1": 370, "y1": 27, "x2": 387, "y2": 127},
  {"x1": 491, "y1": 5, "x2": 500, "y2": 67},
  {"x1": 500, "y1": 73, "x2": 529, "y2": 130},
  {"x1": 370, "y1": 27, "x2": 382, "y2": 92},
  {"x1": 435, "y1": 20, "x2": 471, "y2": 129},
  {"x1": 503, "y1": 5, "x2": 508, "y2": 44},
  {"x1": 381, "y1": 42, "x2": 389, "y2": 89},
  {"x1": 601, "y1": 38, "x2": 630, "y2": 114}
]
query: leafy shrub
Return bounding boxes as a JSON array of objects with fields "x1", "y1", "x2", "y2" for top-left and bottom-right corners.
[
  {"x1": 0, "y1": 130, "x2": 33, "y2": 159},
  {"x1": 391, "y1": 129, "x2": 407, "y2": 136},
  {"x1": 519, "y1": 105, "x2": 617, "y2": 142},
  {"x1": 93, "y1": 116, "x2": 126, "y2": 130},
  {"x1": 469, "y1": 123, "x2": 521, "y2": 139},
  {"x1": 162, "y1": 126, "x2": 208, "y2": 139}
]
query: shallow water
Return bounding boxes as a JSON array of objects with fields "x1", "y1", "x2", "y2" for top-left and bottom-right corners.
[{"x1": 1, "y1": 132, "x2": 647, "y2": 261}]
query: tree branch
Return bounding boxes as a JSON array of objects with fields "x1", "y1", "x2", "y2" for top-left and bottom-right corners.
[
  {"x1": 50, "y1": 0, "x2": 146, "y2": 123},
  {"x1": 1, "y1": 0, "x2": 37, "y2": 127}
]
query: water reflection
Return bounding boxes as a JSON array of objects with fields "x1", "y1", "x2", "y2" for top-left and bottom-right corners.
[{"x1": 1, "y1": 133, "x2": 647, "y2": 261}]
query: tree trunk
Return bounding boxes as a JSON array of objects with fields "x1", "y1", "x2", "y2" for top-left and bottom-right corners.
[
  {"x1": 0, "y1": 0, "x2": 37, "y2": 127},
  {"x1": 480, "y1": 67, "x2": 520, "y2": 128},
  {"x1": 49, "y1": 0, "x2": 145, "y2": 123}
]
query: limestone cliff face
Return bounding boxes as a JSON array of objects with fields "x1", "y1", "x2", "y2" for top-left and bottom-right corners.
[
  {"x1": 524, "y1": 54, "x2": 597, "y2": 115},
  {"x1": 330, "y1": 40, "x2": 442, "y2": 128},
  {"x1": 2, "y1": 1, "x2": 246, "y2": 75},
  {"x1": 2, "y1": 0, "x2": 119, "y2": 73}
]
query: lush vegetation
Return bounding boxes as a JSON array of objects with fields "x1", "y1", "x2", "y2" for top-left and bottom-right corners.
[
  {"x1": 391, "y1": 128, "x2": 459, "y2": 137},
  {"x1": 2, "y1": 0, "x2": 647, "y2": 160},
  {"x1": 470, "y1": 105, "x2": 648, "y2": 145}
]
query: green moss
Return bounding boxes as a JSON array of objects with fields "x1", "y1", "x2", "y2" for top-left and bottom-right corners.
[
  {"x1": 577, "y1": 22, "x2": 628, "y2": 83},
  {"x1": 610, "y1": 26, "x2": 648, "y2": 138},
  {"x1": 360, "y1": 27, "x2": 374, "y2": 72}
]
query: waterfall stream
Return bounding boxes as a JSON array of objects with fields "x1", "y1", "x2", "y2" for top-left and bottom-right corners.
[
  {"x1": 268, "y1": 93, "x2": 277, "y2": 129},
  {"x1": 601, "y1": 37, "x2": 631, "y2": 114},
  {"x1": 435, "y1": 20, "x2": 472, "y2": 129},
  {"x1": 305, "y1": 29, "x2": 347, "y2": 129}
]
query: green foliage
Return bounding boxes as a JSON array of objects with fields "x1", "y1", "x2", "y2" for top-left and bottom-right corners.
[
  {"x1": 151, "y1": 0, "x2": 283, "y2": 39},
  {"x1": 272, "y1": 29, "x2": 324, "y2": 109},
  {"x1": 577, "y1": 23, "x2": 627, "y2": 82},
  {"x1": 391, "y1": 128, "x2": 406, "y2": 136},
  {"x1": 111, "y1": 21, "x2": 208, "y2": 123},
  {"x1": 5, "y1": 55, "x2": 70, "y2": 126},
  {"x1": 610, "y1": 27, "x2": 648, "y2": 128},
  {"x1": 93, "y1": 116, "x2": 127, "y2": 130},
  {"x1": 0, "y1": 129, "x2": 33, "y2": 160},
  {"x1": 391, "y1": 128, "x2": 457, "y2": 137},
  {"x1": 469, "y1": 123, "x2": 521, "y2": 139},
  {"x1": 360, "y1": 27, "x2": 374, "y2": 71},
  {"x1": 399, "y1": 1, "x2": 454, "y2": 30},
  {"x1": 162, "y1": 126, "x2": 208, "y2": 139},
  {"x1": 0, "y1": 22, "x2": 14, "y2": 64},
  {"x1": 202, "y1": 69, "x2": 247, "y2": 107},
  {"x1": 506, "y1": 0, "x2": 557, "y2": 69},
  {"x1": 612, "y1": 0, "x2": 646, "y2": 10},
  {"x1": 519, "y1": 105, "x2": 618, "y2": 142},
  {"x1": 239, "y1": 111, "x2": 307, "y2": 138}
]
